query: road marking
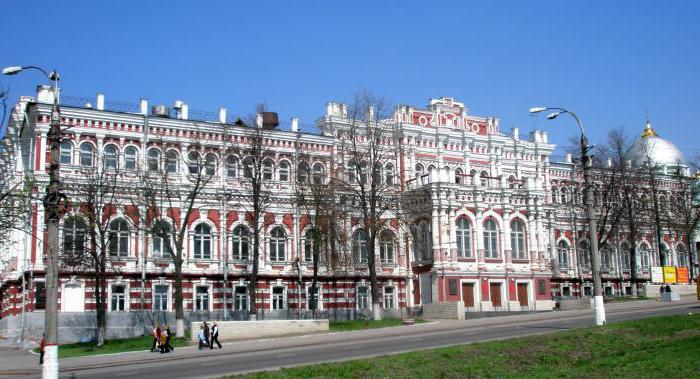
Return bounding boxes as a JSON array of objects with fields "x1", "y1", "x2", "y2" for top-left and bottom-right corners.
[
  {"x1": 117, "y1": 372, "x2": 141, "y2": 376},
  {"x1": 200, "y1": 362, "x2": 221, "y2": 366},
  {"x1": 277, "y1": 352, "x2": 296, "y2": 358}
]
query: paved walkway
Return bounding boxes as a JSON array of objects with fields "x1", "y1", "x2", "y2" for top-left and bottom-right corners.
[{"x1": 0, "y1": 298, "x2": 696, "y2": 377}]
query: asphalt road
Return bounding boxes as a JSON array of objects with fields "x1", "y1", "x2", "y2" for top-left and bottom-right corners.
[{"x1": 5, "y1": 300, "x2": 698, "y2": 379}]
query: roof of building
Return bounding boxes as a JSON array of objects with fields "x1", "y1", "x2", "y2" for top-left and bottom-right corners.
[{"x1": 628, "y1": 121, "x2": 686, "y2": 168}]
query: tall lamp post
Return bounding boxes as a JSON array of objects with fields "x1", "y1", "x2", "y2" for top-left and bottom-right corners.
[
  {"x1": 530, "y1": 106, "x2": 606, "y2": 326},
  {"x1": 3, "y1": 65, "x2": 62, "y2": 377}
]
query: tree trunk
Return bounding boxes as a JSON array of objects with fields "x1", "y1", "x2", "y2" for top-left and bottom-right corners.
[
  {"x1": 367, "y1": 233, "x2": 381, "y2": 320},
  {"x1": 249, "y1": 221, "x2": 260, "y2": 319},
  {"x1": 174, "y1": 256, "x2": 185, "y2": 336}
]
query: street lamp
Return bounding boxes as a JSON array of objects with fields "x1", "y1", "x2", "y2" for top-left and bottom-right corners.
[
  {"x1": 3, "y1": 65, "x2": 62, "y2": 377},
  {"x1": 530, "y1": 106, "x2": 606, "y2": 326}
]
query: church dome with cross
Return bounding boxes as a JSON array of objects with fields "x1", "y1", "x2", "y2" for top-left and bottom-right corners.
[{"x1": 628, "y1": 120, "x2": 688, "y2": 175}]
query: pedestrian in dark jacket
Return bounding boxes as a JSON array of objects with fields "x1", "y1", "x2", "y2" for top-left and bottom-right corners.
[
  {"x1": 39, "y1": 334, "x2": 45, "y2": 365},
  {"x1": 164, "y1": 324, "x2": 174, "y2": 352},
  {"x1": 203, "y1": 322, "x2": 210, "y2": 348},
  {"x1": 210, "y1": 321, "x2": 221, "y2": 349}
]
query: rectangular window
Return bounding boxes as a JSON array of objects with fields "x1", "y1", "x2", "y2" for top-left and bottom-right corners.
[
  {"x1": 234, "y1": 286, "x2": 248, "y2": 311},
  {"x1": 583, "y1": 286, "x2": 592, "y2": 296},
  {"x1": 357, "y1": 286, "x2": 369, "y2": 310},
  {"x1": 111, "y1": 285, "x2": 126, "y2": 311},
  {"x1": 195, "y1": 286, "x2": 209, "y2": 311},
  {"x1": 153, "y1": 235, "x2": 170, "y2": 258},
  {"x1": 562, "y1": 286, "x2": 571, "y2": 297},
  {"x1": 34, "y1": 282, "x2": 46, "y2": 310},
  {"x1": 153, "y1": 285, "x2": 168, "y2": 311},
  {"x1": 272, "y1": 287, "x2": 285, "y2": 310},
  {"x1": 383, "y1": 287, "x2": 395, "y2": 309},
  {"x1": 306, "y1": 286, "x2": 320, "y2": 310}
]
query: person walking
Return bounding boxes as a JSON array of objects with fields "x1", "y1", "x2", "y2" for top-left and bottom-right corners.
[
  {"x1": 159, "y1": 326, "x2": 168, "y2": 354},
  {"x1": 150, "y1": 323, "x2": 161, "y2": 352},
  {"x1": 203, "y1": 322, "x2": 210, "y2": 349},
  {"x1": 210, "y1": 321, "x2": 221, "y2": 349},
  {"x1": 163, "y1": 324, "x2": 174, "y2": 352},
  {"x1": 197, "y1": 325, "x2": 206, "y2": 350},
  {"x1": 39, "y1": 334, "x2": 45, "y2": 365}
]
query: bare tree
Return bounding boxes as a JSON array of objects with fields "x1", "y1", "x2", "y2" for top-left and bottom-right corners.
[
  {"x1": 135, "y1": 140, "x2": 216, "y2": 336},
  {"x1": 331, "y1": 92, "x2": 399, "y2": 320}
]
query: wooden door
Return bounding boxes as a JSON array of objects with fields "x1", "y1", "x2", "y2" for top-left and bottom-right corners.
[
  {"x1": 461, "y1": 283, "x2": 474, "y2": 307},
  {"x1": 517, "y1": 283, "x2": 529, "y2": 307},
  {"x1": 489, "y1": 283, "x2": 502, "y2": 307}
]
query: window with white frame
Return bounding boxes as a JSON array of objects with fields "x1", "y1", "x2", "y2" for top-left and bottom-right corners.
[
  {"x1": 455, "y1": 167, "x2": 464, "y2": 184},
  {"x1": 356, "y1": 286, "x2": 369, "y2": 310},
  {"x1": 188, "y1": 152, "x2": 200, "y2": 175},
  {"x1": 639, "y1": 245, "x2": 650, "y2": 268},
  {"x1": 147, "y1": 149, "x2": 160, "y2": 172},
  {"x1": 205, "y1": 153, "x2": 217, "y2": 176},
  {"x1": 104, "y1": 145, "x2": 118, "y2": 169},
  {"x1": 124, "y1": 146, "x2": 138, "y2": 171},
  {"x1": 243, "y1": 157, "x2": 254, "y2": 178},
  {"x1": 373, "y1": 162, "x2": 383, "y2": 185},
  {"x1": 232, "y1": 225, "x2": 249, "y2": 260},
  {"x1": 111, "y1": 285, "x2": 126, "y2": 311},
  {"x1": 79, "y1": 143, "x2": 94, "y2": 167},
  {"x1": 278, "y1": 160, "x2": 290, "y2": 182},
  {"x1": 379, "y1": 230, "x2": 395, "y2": 264},
  {"x1": 312, "y1": 162, "x2": 325, "y2": 184},
  {"x1": 226, "y1": 156, "x2": 238, "y2": 178},
  {"x1": 108, "y1": 219, "x2": 130, "y2": 257},
  {"x1": 63, "y1": 217, "x2": 87, "y2": 259},
  {"x1": 620, "y1": 242, "x2": 631, "y2": 270},
  {"x1": 153, "y1": 284, "x2": 168, "y2": 311},
  {"x1": 456, "y1": 217, "x2": 471, "y2": 258},
  {"x1": 303, "y1": 229, "x2": 318, "y2": 262},
  {"x1": 269, "y1": 227, "x2": 286, "y2": 261},
  {"x1": 579, "y1": 241, "x2": 591, "y2": 269},
  {"x1": 271, "y1": 286, "x2": 285, "y2": 310},
  {"x1": 483, "y1": 219, "x2": 499, "y2": 258},
  {"x1": 165, "y1": 150, "x2": 178, "y2": 173},
  {"x1": 413, "y1": 221, "x2": 432, "y2": 261},
  {"x1": 262, "y1": 158, "x2": 274, "y2": 181},
  {"x1": 151, "y1": 221, "x2": 171, "y2": 258},
  {"x1": 601, "y1": 246, "x2": 613, "y2": 269},
  {"x1": 234, "y1": 286, "x2": 248, "y2": 311},
  {"x1": 348, "y1": 160, "x2": 357, "y2": 184},
  {"x1": 297, "y1": 161, "x2": 310, "y2": 183},
  {"x1": 383, "y1": 287, "x2": 395, "y2": 309},
  {"x1": 193, "y1": 224, "x2": 212, "y2": 259},
  {"x1": 385, "y1": 163, "x2": 395, "y2": 186},
  {"x1": 353, "y1": 229, "x2": 368, "y2": 264},
  {"x1": 557, "y1": 241, "x2": 569, "y2": 268},
  {"x1": 195, "y1": 286, "x2": 209, "y2": 311},
  {"x1": 60, "y1": 141, "x2": 72, "y2": 165},
  {"x1": 510, "y1": 220, "x2": 526, "y2": 259},
  {"x1": 677, "y1": 245, "x2": 688, "y2": 267},
  {"x1": 415, "y1": 163, "x2": 424, "y2": 178},
  {"x1": 306, "y1": 285, "x2": 321, "y2": 310}
]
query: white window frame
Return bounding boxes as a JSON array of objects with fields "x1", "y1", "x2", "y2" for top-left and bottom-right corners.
[
  {"x1": 60, "y1": 141, "x2": 73, "y2": 165},
  {"x1": 193, "y1": 223, "x2": 213, "y2": 260},
  {"x1": 269, "y1": 227, "x2": 286, "y2": 262},
  {"x1": 109, "y1": 284, "x2": 128, "y2": 312},
  {"x1": 152, "y1": 283, "x2": 171, "y2": 311},
  {"x1": 510, "y1": 220, "x2": 526, "y2": 259},
  {"x1": 383, "y1": 286, "x2": 395, "y2": 309},
  {"x1": 271, "y1": 286, "x2": 286, "y2": 310},
  {"x1": 356, "y1": 285, "x2": 370, "y2": 310},
  {"x1": 305, "y1": 284, "x2": 323, "y2": 310},
  {"x1": 124, "y1": 146, "x2": 138, "y2": 171},
  {"x1": 456, "y1": 217, "x2": 472, "y2": 258},
  {"x1": 233, "y1": 285, "x2": 249, "y2": 311},
  {"x1": 278, "y1": 160, "x2": 290, "y2": 182},
  {"x1": 194, "y1": 285, "x2": 211, "y2": 311},
  {"x1": 108, "y1": 219, "x2": 131, "y2": 257},
  {"x1": 231, "y1": 225, "x2": 250, "y2": 261},
  {"x1": 483, "y1": 219, "x2": 499, "y2": 259}
]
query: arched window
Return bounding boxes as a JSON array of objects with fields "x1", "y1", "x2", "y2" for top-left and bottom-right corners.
[
  {"x1": 557, "y1": 240, "x2": 569, "y2": 268},
  {"x1": 480, "y1": 171, "x2": 489, "y2": 187},
  {"x1": 151, "y1": 220, "x2": 171, "y2": 258},
  {"x1": 231, "y1": 225, "x2": 249, "y2": 260},
  {"x1": 278, "y1": 160, "x2": 290, "y2": 182},
  {"x1": 204, "y1": 153, "x2": 217, "y2": 176},
  {"x1": 193, "y1": 224, "x2": 212, "y2": 259},
  {"x1": 312, "y1": 162, "x2": 325, "y2": 184},
  {"x1": 165, "y1": 150, "x2": 178, "y2": 173},
  {"x1": 60, "y1": 142, "x2": 73, "y2": 165},
  {"x1": 415, "y1": 163, "x2": 424, "y2": 178},
  {"x1": 455, "y1": 168, "x2": 464, "y2": 184},
  {"x1": 297, "y1": 161, "x2": 310, "y2": 183},
  {"x1": 428, "y1": 165, "x2": 436, "y2": 173},
  {"x1": 579, "y1": 241, "x2": 591, "y2": 269},
  {"x1": 63, "y1": 217, "x2": 87, "y2": 258},
  {"x1": 508, "y1": 176, "x2": 517, "y2": 189},
  {"x1": 353, "y1": 229, "x2": 368, "y2": 264},
  {"x1": 124, "y1": 146, "x2": 137, "y2": 171},
  {"x1": 620, "y1": 242, "x2": 630, "y2": 270},
  {"x1": 601, "y1": 245, "x2": 612, "y2": 269},
  {"x1": 413, "y1": 221, "x2": 432, "y2": 261},
  {"x1": 469, "y1": 169, "x2": 478, "y2": 185},
  {"x1": 147, "y1": 149, "x2": 160, "y2": 172},
  {"x1": 108, "y1": 219, "x2": 130, "y2": 257},
  {"x1": 104, "y1": 145, "x2": 118, "y2": 169},
  {"x1": 551, "y1": 187, "x2": 559, "y2": 204},
  {"x1": 456, "y1": 217, "x2": 471, "y2": 258},
  {"x1": 573, "y1": 188, "x2": 581, "y2": 204},
  {"x1": 677, "y1": 245, "x2": 688, "y2": 267},
  {"x1": 561, "y1": 188, "x2": 568, "y2": 204},
  {"x1": 188, "y1": 152, "x2": 200, "y2": 175},
  {"x1": 359, "y1": 162, "x2": 368, "y2": 184},
  {"x1": 373, "y1": 163, "x2": 383, "y2": 185},
  {"x1": 379, "y1": 230, "x2": 395, "y2": 263},
  {"x1": 262, "y1": 158, "x2": 274, "y2": 181},
  {"x1": 385, "y1": 163, "x2": 395, "y2": 186},
  {"x1": 639, "y1": 244, "x2": 650, "y2": 268},
  {"x1": 269, "y1": 227, "x2": 286, "y2": 261},
  {"x1": 483, "y1": 219, "x2": 499, "y2": 258},
  {"x1": 243, "y1": 157, "x2": 254, "y2": 178},
  {"x1": 510, "y1": 220, "x2": 526, "y2": 259},
  {"x1": 226, "y1": 156, "x2": 238, "y2": 178},
  {"x1": 303, "y1": 229, "x2": 319, "y2": 262},
  {"x1": 79, "y1": 143, "x2": 94, "y2": 167}
]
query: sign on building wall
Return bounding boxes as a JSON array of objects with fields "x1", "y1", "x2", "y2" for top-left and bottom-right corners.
[
  {"x1": 650, "y1": 267, "x2": 664, "y2": 284},
  {"x1": 676, "y1": 267, "x2": 689, "y2": 284},
  {"x1": 663, "y1": 266, "x2": 677, "y2": 284}
]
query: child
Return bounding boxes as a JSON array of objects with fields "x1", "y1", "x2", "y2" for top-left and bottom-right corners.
[{"x1": 197, "y1": 325, "x2": 206, "y2": 350}]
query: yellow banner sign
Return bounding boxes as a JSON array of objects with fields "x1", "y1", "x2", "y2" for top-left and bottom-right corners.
[{"x1": 663, "y1": 266, "x2": 677, "y2": 284}]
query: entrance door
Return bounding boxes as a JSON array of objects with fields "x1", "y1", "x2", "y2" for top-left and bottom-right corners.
[
  {"x1": 517, "y1": 283, "x2": 529, "y2": 307},
  {"x1": 489, "y1": 283, "x2": 502, "y2": 307},
  {"x1": 420, "y1": 272, "x2": 432, "y2": 304},
  {"x1": 461, "y1": 283, "x2": 474, "y2": 307}
]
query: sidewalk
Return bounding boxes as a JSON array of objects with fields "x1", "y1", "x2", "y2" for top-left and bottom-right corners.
[{"x1": 0, "y1": 298, "x2": 695, "y2": 376}]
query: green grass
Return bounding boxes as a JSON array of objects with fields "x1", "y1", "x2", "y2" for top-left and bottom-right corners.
[
  {"x1": 40, "y1": 332, "x2": 191, "y2": 359},
  {"x1": 235, "y1": 313, "x2": 700, "y2": 378},
  {"x1": 329, "y1": 318, "x2": 425, "y2": 332},
  {"x1": 605, "y1": 295, "x2": 649, "y2": 303}
]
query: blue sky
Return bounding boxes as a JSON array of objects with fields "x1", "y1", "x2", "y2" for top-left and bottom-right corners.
[{"x1": 2, "y1": 1, "x2": 699, "y2": 161}]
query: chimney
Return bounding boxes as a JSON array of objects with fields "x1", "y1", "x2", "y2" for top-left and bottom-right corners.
[
  {"x1": 607, "y1": 157, "x2": 612, "y2": 167},
  {"x1": 565, "y1": 153, "x2": 573, "y2": 163},
  {"x1": 291, "y1": 117, "x2": 299, "y2": 132},
  {"x1": 541, "y1": 131, "x2": 548, "y2": 143},
  {"x1": 140, "y1": 99, "x2": 148, "y2": 115},
  {"x1": 218, "y1": 108, "x2": 227, "y2": 123},
  {"x1": 256, "y1": 113, "x2": 263, "y2": 128},
  {"x1": 511, "y1": 127, "x2": 519, "y2": 140},
  {"x1": 36, "y1": 85, "x2": 55, "y2": 104},
  {"x1": 96, "y1": 93, "x2": 105, "y2": 111},
  {"x1": 173, "y1": 100, "x2": 188, "y2": 120}
]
